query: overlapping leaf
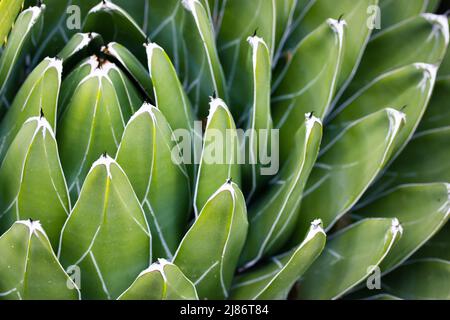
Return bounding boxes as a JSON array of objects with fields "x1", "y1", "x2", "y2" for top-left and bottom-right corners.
[
  {"x1": 0, "y1": 220, "x2": 80, "y2": 300},
  {"x1": 59, "y1": 155, "x2": 151, "y2": 300},
  {"x1": 413, "y1": 223, "x2": 450, "y2": 261},
  {"x1": 119, "y1": 259, "x2": 198, "y2": 300},
  {"x1": 174, "y1": 181, "x2": 248, "y2": 299},
  {"x1": 0, "y1": 0, "x2": 24, "y2": 45},
  {"x1": 378, "y1": 0, "x2": 440, "y2": 29},
  {"x1": 0, "y1": 116, "x2": 70, "y2": 249},
  {"x1": 58, "y1": 32, "x2": 104, "y2": 70}
]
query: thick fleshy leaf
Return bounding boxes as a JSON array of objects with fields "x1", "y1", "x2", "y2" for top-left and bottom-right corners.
[
  {"x1": 57, "y1": 61, "x2": 133, "y2": 200},
  {"x1": 243, "y1": 36, "x2": 273, "y2": 200},
  {"x1": 104, "y1": 42, "x2": 153, "y2": 99},
  {"x1": 83, "y1": 0, "x2": 147, "y2": 63},
  {"x1": 58, "y1": 32, "x2": 104, "y2": 70},
  {"x1": 231, "y1": 219, "x2": 326, "y2": 300},
  {"x1": 296, "y1": 108, "x2": 405, "y2": 235},
  {"x1": 371, "y1": 127, "x2": 450, "y2": 193},
  {"x1": 216, "y1": 0, "x2": 275, "y2": 115},
  {"x1": 174, "y1": 181, "x2": 248, "y2": 300},
  {"x1": 328, "y1": 63, "x2": 438, "y2": 161},
  {"x1": 0, "y1": 117, "x2": 70, "y2": 249},
  {"x1": 116, "y1": 104, "x2": 191, "y2": 260},
  {"x1": 194, "y1": 98, "x2": 240, "y2": 216},
  {"x1": 381, "y1": 259, "x2": 450, "y2": 299},
  {"x1": 240, "y1": 115, "x2": 322, "y2": 267},
  {"x1": 438, "y1": 18, "x2": 450, "y2": 78},
  {"x1": 0, "y1": 0, "x2": 24, "y2": 45},
  {"x1": 378, "y1": 0, "x2": 438, "y2": 30},
  {"x1": 58, "y1": 155, "x2": 151, "y2": 300},
  {"x1": 118, "y1": 259, "x2": 198, "y2": 300},
  {"x1": 413, "y1": 223, "x2": 450, "y2": 260},
  {"x1": 0, "y1": 6, "x2": 44, "y2": 97},
  {"x1": 353, "y1": 183, "x2": 450, "y2": 273},
  {"x1": 343, "y1": 13, "x2": 449, "y2": 100},
  {"x1": 182, "y1": 0, "x2": 227, "y2": 117},
  {"x1": 418, "y1": 78, "x2": 450, "y2": 132},
  {"x1": 0, "y1": 220, "x2": 80, "y2": 300},
  {"x1": 0, "y1": 57, "x2": 62, "y2": 163},
  {"x1": 296, "y1": 218, "x2": 403, "y2": 300},
  {"x1": 284, "y1": 0, "x2": 377, "y2": 103},
  {"x1": 272, "y1": 18, "x2": 345, "y2": 162},
  {"x1": 273, "y1": 0, "x2": 297, "y2": 65}
]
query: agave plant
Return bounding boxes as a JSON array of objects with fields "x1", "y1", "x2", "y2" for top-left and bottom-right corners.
[{"x1": 0, "y1": 0, "x2": 448, "y2": 300}]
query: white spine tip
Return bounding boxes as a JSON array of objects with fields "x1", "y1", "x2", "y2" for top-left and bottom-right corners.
[
  {"x1": 18, "y1": 219, "x2": 45, "y2": 235},
  {"x1": 209, "y1": 97, "x2": 228, "y2": 115},
  {"x1": 182, "y1": 0, "x2": 196, "y2": 11},
  {"x1": 92, "y1": 154, "x2": 115, "y2": 178},
  {"x1": 414, "y1": 63, "x2": 438, "y2": 81},
  {"x1": 421, "y1": 13, "x2": 450, "y2": 45},
  {"x1": 391, "y1": 218, "x2": 403, "y2": 235}
]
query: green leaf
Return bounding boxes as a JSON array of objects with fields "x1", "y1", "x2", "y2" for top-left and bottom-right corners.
[
  {"x1": 57, "y1": 61, "x2": 134, "y2": 201},
  {"x1": 118, "y1": 259, "x2": 199, "y2": 300},
  {"x1": 0, "y1": 57, "x2": 62, "y2": 163},
  {"x1": 381, "y1": 259, "x2": 450, "y2": 299},
  {"x1": 418, "y1": 78, "x2": 450, "y2": 132},
  {"x1": 58, "y1": 155, "x2": 151, "y2": 300},
  {"x1": 104, "y1": 41, "x2": 153, "y2": 99},
  {"x1": 243, "y1": 36, "x2": 273, "y2": 200},
  {"x1": 296, "y1": 218, "x2": 403, "y2": 300},
  {"x1": 182, "y1": 0, "x2": 227, "y2": 117},
  {"x1": 413, "y1": 222, "x2": 450, "y2": 260},
  {"x1": 231, "y1": 219, "x2": 326, "y2": 300},
  {"x1": 371, "y1": 126, "x2": 450, "y2": 193},
  {"x1": 240, "y1": 115, "x2": 322, "y2": 267},
  {"x1": 284, "y1": 0, "x2": 377, "y2": 102},
  {"x1": 328, "y1": 63, "x2": 438, "y2": 161},
  {"x1": 83, "y1": 0, "x2": 147, "y2": 63},
  {"x1": 0, "y1": 5, "x2": 45, "y2": 97},
  {"x1": 0, "y1": 220, "x2": 80, "y2": 300},
  {"x1": 193, "y1": 98, "x2": 241, "y2": 216},
  {"x1": 273, "y1": 0, "x2": 296, "y2": 63},
  {"x1": 378, "y1": 0, "x2": 436, "y2": 30},
  {"x1": 0, "y1": 0, "x2": 24, "y2": 45},
  {"x1": 438, "y1": 18, "x2": 450, "y2": 78},
  {"x1": 174, "y1": 181, "x2": 248, "y2": 300},
  {"x1": 353, "y1": 183, "x2": 449, "y2": 273},
  {"x1": 116, "y1": 104, "x2": 191, "y2": 260},
  {"x1": 58, "y1": 32, "x2": 104, "y2": 70},
  {"x1": 297, "y1": 108, "x2": 405, "y2": 236},
  {"x1": 343, "y1": 13, "x2": 449, "y2": 100},
  {"x1": 216, "y1": 0, "x2": 275, "y2": 115},
  {"x1": 272, "y1": 18, "x2": 345, "y2": 162},
  {"x1": 0, "y1": 117, "x2": 70, "y2": 249}
]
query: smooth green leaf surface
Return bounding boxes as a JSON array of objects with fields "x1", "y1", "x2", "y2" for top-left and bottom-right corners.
[
  {"x1": 343, "y1": 13, "x2": 449, "y2": 99},
  {"x1": 116, "y1": 104, "x2": 191, "y2": 260},
  {"x1": 194, "y1": 98, "x2": 241, "y2": 216},
  {"x1": 418, "y1": 78, "x2": 450, "y2": 132},
  {"x1": 297, "y1": 218, "x2": 403, "y2": 299},
  {"x1": 231, "y1": 220, "x2": 326, "y2": 300},
  {"x1": 0, "y1": 220, "x2": 80, "y2": 300},
  {"x1": 381, "y1": 259, "x2": 450, "y2": 299},
  {"x1": 0, "y1": 117, "x2": 70, "y2": 249},
  {"x1": 58, "y1": 32, "x2": 103, "y2": 69},
  {"x1": 0, "y1": 0, "x2": 24, "y2": 45},
  {"x1": 413, "y1": 223, "x2": 450, "y2": 260},
  {"x1": 328, "y1": 63, "x2": 438, "y2": 161},
  {"x1": 272, "y1": 18, "x2": 345, "y2": 161},
  {"x1": 297, "y1": 108, "x2": 405, "y2": 235},
  {"x1": 0, "y1": 57, "x2": 62, "y2": 163},
  {"x1": 174, "y1": 181, "x2": 248, "y2": 300},
  {"x1": 241, "y1": 115, "x2": 322, "y2": 267},
  {"x1": 59, "y1": 156, "x2": 151, "y2": 300},
  {"x1": 379, "y1": 0, "x2": 436, "y2": 30},
  {"x1": 119, "y1": 259, "x2": 198, "y2": 300},
  {"x1": 353, "y1": 183, "x2": 450, "y2": 273}
]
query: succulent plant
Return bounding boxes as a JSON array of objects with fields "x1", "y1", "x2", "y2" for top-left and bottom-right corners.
[{"x1": 0, "y1": 0, "x2": 449, "y2": 300}]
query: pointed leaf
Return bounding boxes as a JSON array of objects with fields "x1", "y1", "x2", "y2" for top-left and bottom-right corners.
[
  {"x1": 272, "y1": 18, "x2": 345, "y2": 162},
  {"x1": 231, "y1": 219, "x2": 326, "y2": 300},
  {"x1": 118, "y1": 259, "x2": 198, "y2": 300},
  {"x1": 296, "y1": 108, "x2": 405, "y2": 235},
  {"x1": 0, "y1": 57, "x2": 62, "y2": 163},
  {"x1": 58, "y1": 32, "x2": 104, "y2": 70},
  {"x1": 116, "y1": 104, "x2": 191, "y2": 260},
  {"x1": 296, "y1": 218, "x2": 403, "y2": 300},
  {"x1": 174, "y1": 181, "x2": 248, "y2": 300},
  {"x1": 0, "y1": 220, "x2": 80, "y2": 300},
  {"x1": 381, "y1": 259, "x2": 450, "y2": 299},
  {"x1": 0, "y1": 0, "x2": 24, "y2": 45},
  {"x1": 193, "y1": 98, "x2": 241, "y2": 216},
  {"x1": 0, "y1": 117, "x2": 70, "y2": 249},
  {"x1": 353, "y1": 183, "x2": 450, "y2": 273},
  {"x1": 240, "y1": 115, "x2": 322, "y2": 267},
  {"x1": 59, "y1": 155, "x2": 151, "y2": 300}
]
